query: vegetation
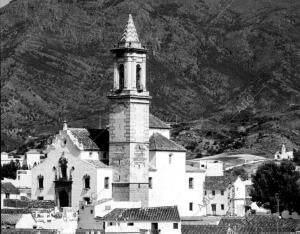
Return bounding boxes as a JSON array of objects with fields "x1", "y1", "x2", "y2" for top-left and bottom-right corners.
[
  {"x1": 1, "y1": 160, "x2": 23, "y2": 179},
  {"x1": 250, "y1": 160, "x2": 300, "y2": 214}
]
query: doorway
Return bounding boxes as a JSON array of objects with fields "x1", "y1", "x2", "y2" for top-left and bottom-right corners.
[
  {"x1": 59, "y1": 190, "x2": 69, "y2": 207},
  {"x1": 151, "y1": 223, "x2": 159, "y2": 234}
]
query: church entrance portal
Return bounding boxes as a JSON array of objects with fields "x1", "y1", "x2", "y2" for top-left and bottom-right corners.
[{"x1": 59, "y1": 190, "x2": 69, "y2": 207}]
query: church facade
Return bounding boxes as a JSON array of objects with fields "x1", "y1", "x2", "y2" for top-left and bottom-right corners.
[{"x1": 31, "y1": 15, "x2": 206, "y2": 217}]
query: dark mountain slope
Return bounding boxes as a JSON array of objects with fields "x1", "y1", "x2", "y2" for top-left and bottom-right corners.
[{"x1": 1, "y1": 0, "x2": 300, "y2": 151}]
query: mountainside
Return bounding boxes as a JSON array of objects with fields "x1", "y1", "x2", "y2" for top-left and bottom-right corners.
[{"x1": 1, "y1": 0, "x2": 300, "y2": 151}]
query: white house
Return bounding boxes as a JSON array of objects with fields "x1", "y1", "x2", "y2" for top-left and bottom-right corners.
[
  {"x1": 25, "y1": 149, "x2": 44, "y2": 168},
  {"x1": 204, "y1": 176, "x2": 234, "y2": 216},
  {"x1": 1, "y1": 152, "x2": 24, "y2": 166},
  {"x1": 274, "y1": 144, "x2": 294, "y2": 160},
  {"x1": 233, "y1": 176, "x2": 252, "y2": 216},
  {"x1": 102, "y1": 206, "x2": 181, "y2": 234},
  {"x1": 188, "y1": 159, "x2": 224, "y2": 176}
]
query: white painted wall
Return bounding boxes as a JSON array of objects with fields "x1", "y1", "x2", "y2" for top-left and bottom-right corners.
[
  {"x1": 26, "y1": 152, "x2": 42, "y2": 169},
  {"x1": 16, "y1": 170, "x2": 32, "y2": 188},
  {"x1": 105, "y1": 221, "x2": 181, "y2": 234},
  {"x1": 148, "y1": 151, "x2": 205, "y2": 217},
  {"x1": 192, "y1": 160, "x2": 224, "y2": 176},
  {"x1": 15, "y1": 214, "x2": 37, "y2": 229},
  {"x1": 1, "y1": 193, "x2": 21, "y2": 207},
  {"x1": 31, "y1": 130, "x2": 113, "y2": 209},
  {"x1": 204, "y1": 188, "x2": 232, "y2": 216},
  {"x1": 149, "y1": 129, "x2": 170, "y2": 139},
  {"x1": 233, "y1": 177, "x2": 252, "y2": 216}
]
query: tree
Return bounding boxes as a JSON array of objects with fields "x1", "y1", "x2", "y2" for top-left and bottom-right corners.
[
  {"x1": 1, "y1": 160, "x2": 21, "y2": 179},
  {"x1": 293, "y1": 148, "x2": 300, "y2": 165},
  {"x1": 250, "y1": 160, "x2": 300, "y2": 214}
]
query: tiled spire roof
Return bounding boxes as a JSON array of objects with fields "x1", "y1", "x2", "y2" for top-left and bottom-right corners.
[{"x1": 120, "y1": 14, "x2": 139, "y2": 43}]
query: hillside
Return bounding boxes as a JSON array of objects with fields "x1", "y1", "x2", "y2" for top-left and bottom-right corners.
[{"x1": 1, "y1": 0, "x2": 300, "y2": 151}]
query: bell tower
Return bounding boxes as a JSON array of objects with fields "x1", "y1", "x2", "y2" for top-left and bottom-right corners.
[{"x1": 108, "y1": 14, "x2": 150, "y2": 207}]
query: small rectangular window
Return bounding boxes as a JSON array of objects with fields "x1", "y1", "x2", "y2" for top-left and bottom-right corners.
[
  {"x1": 221, "y1": 190, "x2": 224, "y2": 195},
  {"x1": 212, "y1": 190, "x2": 215, "y2": 196},
  {"x1": 149, "y1": 177, "x2": 152, "y2": 189},
  {"x1": 221, "y1": 204, "x2": 224, "y2": 210},
  {"x1": 90, "y1": 210, "x2": 93, "y2": 214},
  {"x1": 104, "y1": 177, "x2": 109, "y2": 189},
  {"x1": 189, "y1": 177, "x2": 194, "y2": 189},
  {"x1": 173, "y1": 223, "x2": 178, "y2": 229},
  {"x1": 205, "y1": 190, "x2": 207, "y2": 195},
  {"x1": 189, "y1": 202, "x2": 193, "y2": 211},
  {"x1": 5, "y1": 193, "x2": 9, "y2": 199},
  {"x1": 169, "y1": 153, "x2": 173, "y2": 164},
  {"x1": 38, "y1": 196, "x2": 44, "y2": 200},
  {"x1": 127, "y1": 223, "x2": 134, "y2": 226},
  {"x1": 38, "y1": 177, "x2": 44, "y2": 189}
]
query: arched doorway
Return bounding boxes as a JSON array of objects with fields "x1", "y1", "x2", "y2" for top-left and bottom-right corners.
[{"x1": 59, "y1": 190, "x2": 69, "y2": 207}]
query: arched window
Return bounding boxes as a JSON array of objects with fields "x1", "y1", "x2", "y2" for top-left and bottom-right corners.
[
  {"x1": 118, "y1": 64, "x2": 124, "y2": 90},
  {"x1": 38, "y1": 175, "x2": 44, "y2": 189},
  {"x1": 136, "y1": 64, "x2": 141, "y2": 91},
  {"x1": 83, "y1": 175, "x2": 90, "y2": 189}
]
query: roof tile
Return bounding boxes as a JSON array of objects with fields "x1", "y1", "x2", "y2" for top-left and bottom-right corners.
[
  {"x1": 102, "y1": 206, "x2": 180, "y2": 222},
  {"x1": 182, "y1": 225, "x2": 228, "y2": 234},
  {"x1": 204, "y1": 176, "x2": 232, "y2": 190},
  {"x1": 149, "y1": 133, "x2": 186, "y2": 152},
  {"x1": 1, "y1": 182, "x2": 20, "y2": 194},
  {"x1": 149, "y1": 114, "x2": 171, "y2": 129}
]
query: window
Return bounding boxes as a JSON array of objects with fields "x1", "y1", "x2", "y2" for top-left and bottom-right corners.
[
  {"x1": 149, "y1": 177, "x2": 152, "y2": 189},
  {"x1": 90, "y1": 210, "x2": 93, "y2": 214},
  {"x1": 136, "y1": 64, "x2": 141, "y2": 91},
  {"x1": 18, "y1": 176, "x2": 20, "y2": 180},
  {"x1": 118, "y1": 64, "x2": 124, "y2": 90},
  {"x1": 212, "y1": 190, "x2": 215, "y2": 196},
  {"x1": 38, "y1": 196, "x2": 44, "y2": 200},
  {"x1": 104, "y1": 177, "x2": 109, "y2": 189},
  {"x1": 221, "y1": 204, "x2": 224, "y2": 210},
  {"x1": 83, "y1": 175, "x2": 90, "y2": 189},
  {"x1": 138, "y1": 183, "x2": 141, "y2": 188},
  {"x1": 221, "y1": 190, "x2": 224, "y2": 195},
  {"x1": 205, "y1": 190, "x2": 207, "y2": 195},
  {"x1": 5, "y1": 193, "x2": 9, "y2": 199},
  {"x1": 169, "y1": 153, "x2": 173, "y2": 164},
  {"x1": 127, "y1": 223, "x2": 134, "y2": 226},
  {"x1": 89, "y1": 152, "x2": 93, "y2": 157},
  {"x1": 38, "y1": 175, "x2": 44, "y2": 189},
  {"x1": 84, "y1": 197, "x2": 90, "y2": 204},
  {"x1": 189, "y1": 202, "x2": 193, "y2": 211},
  {"x1": 173, "y1": 223, "x2": 178, "y2": 229},
  {"x1": 189, "y1": 178, "x2": 194, "y2": 189}
]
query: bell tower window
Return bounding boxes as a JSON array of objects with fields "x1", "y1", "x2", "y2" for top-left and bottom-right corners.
[
  {"x1": 136, "y1": 64, "x2": 142, "y2": 91},
  {"x1": 59, "y1": 156, "x2": 68, "y2": 180},
  {"x1": 118, "y1": 64, "x2": 124, "y2": 90}
]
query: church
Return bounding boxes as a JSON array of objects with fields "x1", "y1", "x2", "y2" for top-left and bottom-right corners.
[{"x1": 31, "y1": 14, "x2": 206, "y2": 218}]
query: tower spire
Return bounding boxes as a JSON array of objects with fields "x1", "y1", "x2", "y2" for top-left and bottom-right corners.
[{"x1": 118, "y1": 14, "x2": 141, "y2": 48}]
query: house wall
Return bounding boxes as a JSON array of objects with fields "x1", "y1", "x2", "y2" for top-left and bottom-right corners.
[
  {"x1": 26, "y1": 153, "x2": 41, "y2": 169},
  {"x1": 204, "y1": 188, "x2": 232, "y2": 216},
  {"x1": 105, "y1": 221, "x2": 181, "y2": 234},
  {"x1": 233, "y1": 177, "x2": 252, "y2": 216},
  {"x1": 1, "y1": 193, "x2": 20, "y2": 207},
  {"x1": 148, "y1": 151, "x2": 204, "y2": 217},
  {"x1": 16, "y1": 170, "x2": 32, "y2": 188},
  {"x1": 15, "y1": 214, "x2": 37, "y2": 229}
]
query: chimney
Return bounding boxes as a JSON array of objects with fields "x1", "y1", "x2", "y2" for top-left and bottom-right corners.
[{"x1": 63, "y1": 120, "x2": 68, "y2": 130}]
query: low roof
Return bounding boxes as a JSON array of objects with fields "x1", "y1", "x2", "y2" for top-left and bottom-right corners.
[
  {"x1": 149, "y1": 133, "x2": 186, "y2": 152},
  {"x1": 182, "y1": 225, "x2": 228, "y2": 234},
  {"x1": 204, "y1": 176, "x2": 232, "y2": 190},
  {"x1": 68, "y1": 128, "x2": 109, "y2": 151},
  {"x1": 1, "y1": 214, "x2": 23, "y2": 225},
  {"x1": 85, "y1": 160, "x2": 109, "y2": 168},
  {"x1": 102, "y1": 206, "x2": 180, "y2": 222},
  {"x1": 186, "y1": 165, "x2": 205, "y2": 173},
  {"x1": 1, "y1": 182, "x2": 20, "y2": 194},
  {"x1": 149, "y1": 114, "x2": 171, "y2": 129}
]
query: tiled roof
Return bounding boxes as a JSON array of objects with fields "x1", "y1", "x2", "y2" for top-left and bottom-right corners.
[
  {"x1": 218, "y1": 217, "x2": 246, "y2": 227},
  {"x1": 1, "y1": 182, "x2": 20, "y2": 194},
  {"x1": 85, "y1": 160, "x2": 109, "y2": 168},
  {"x1": 68, "y1": 128, "x2": 109, "y2": 151},
  {"x1": 149, "y1": 133, "x2": 186, "y2": 152},
  {"x1": 182, "y1": 225, "x2": 228, "y2": 234},
  {"x1": 119, "y1": 14, "x2": 140, "y2": 43},
  {"x1": 102, "y1": 206, "x2": 180, "y2": 222},
  {"x1": 1, "y1": 214, "x2": 23, "y2": 225},
  {"x1": 149, "y1": 114, "x2": 171, "y2": 129},
  {"x1": 204, "y1": 176, "x2": 232, "y2": 190}
]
